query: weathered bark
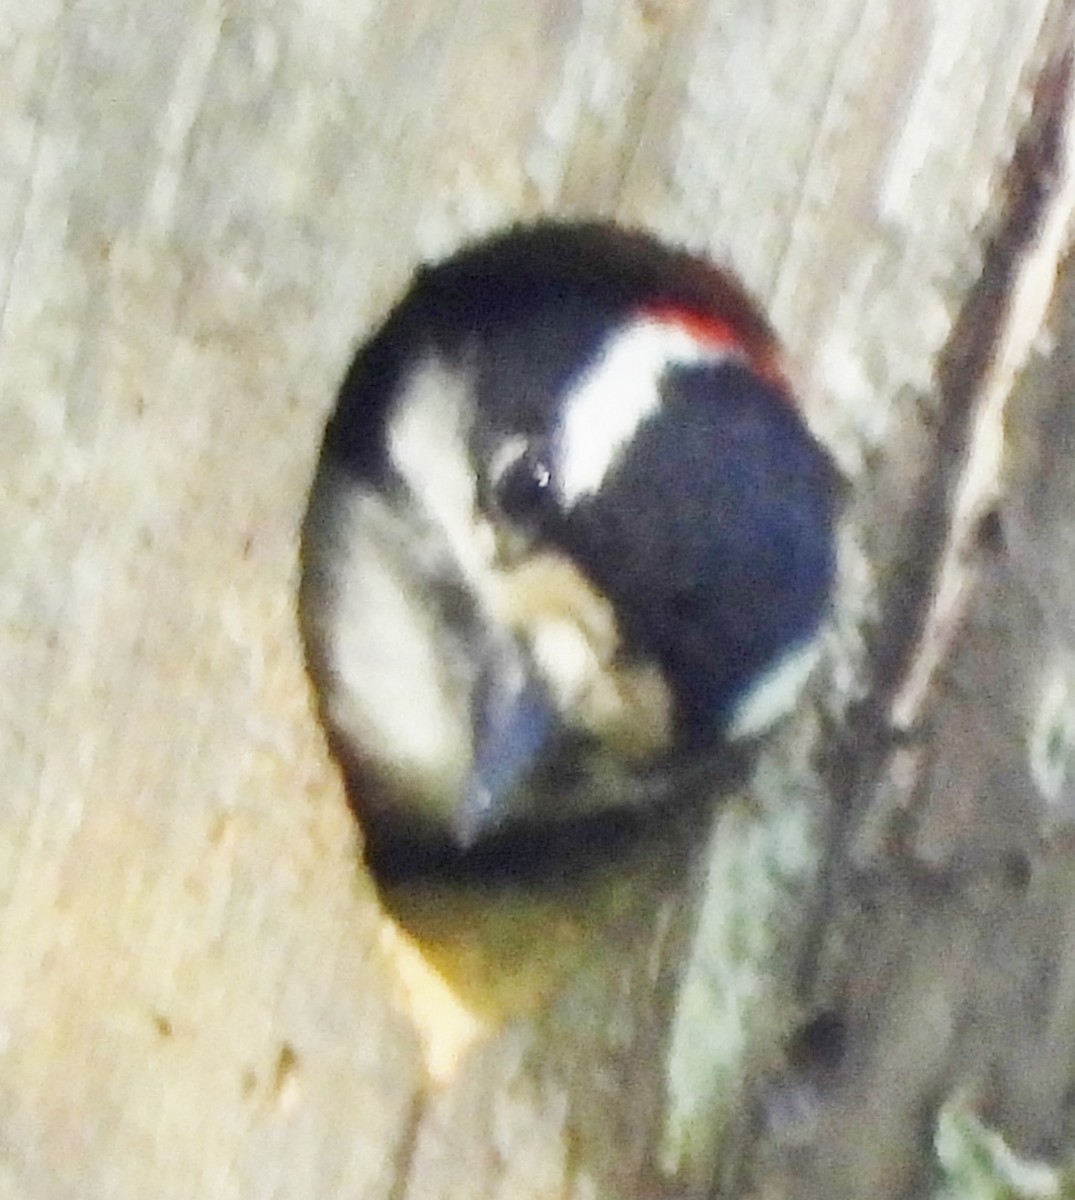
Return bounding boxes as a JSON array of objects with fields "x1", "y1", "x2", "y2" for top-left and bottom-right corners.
[{"x1": 3, "y1": 2, "x2": 1075, "y2": 1198}]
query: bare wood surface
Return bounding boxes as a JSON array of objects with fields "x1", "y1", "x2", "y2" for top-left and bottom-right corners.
[{"x1": 2, "y1": 2, "x2": 1075, "y2": 1197}]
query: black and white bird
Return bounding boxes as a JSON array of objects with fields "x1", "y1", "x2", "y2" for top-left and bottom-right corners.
[{"x1": 300, "y1": 222, "x2": 838, "y2": 872}]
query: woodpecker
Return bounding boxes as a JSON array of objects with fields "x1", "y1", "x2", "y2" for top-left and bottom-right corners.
[{"x1": 300, "y1": 222, "x2": 839, "y2": 872}]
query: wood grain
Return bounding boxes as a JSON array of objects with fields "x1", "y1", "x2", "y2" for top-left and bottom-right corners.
[{"x1": 2, "y1": 1, "x2": 1074, "y2": 1197}]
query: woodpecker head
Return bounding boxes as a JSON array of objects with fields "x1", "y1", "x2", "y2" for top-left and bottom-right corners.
[{"x1": 300, "y1": 222, "x2": 839, "y2": 869}]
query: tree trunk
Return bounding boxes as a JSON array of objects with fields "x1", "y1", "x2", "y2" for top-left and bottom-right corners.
[{"x1": 3, "y1": 1, "x2": 1075, "y2": 1197}]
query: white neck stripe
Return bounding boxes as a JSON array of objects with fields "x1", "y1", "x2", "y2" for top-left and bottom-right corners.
[{"x1": 556, "y1": 318, "x2": 743, "y2": 507}]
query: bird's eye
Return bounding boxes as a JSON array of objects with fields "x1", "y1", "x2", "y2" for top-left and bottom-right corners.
[{"x1": 492, "y1": 444, "x2": 555, "y2": 526}]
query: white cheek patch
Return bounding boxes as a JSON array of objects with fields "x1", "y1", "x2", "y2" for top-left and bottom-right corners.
[
  {"x1": 555, "y1": 317, "x2": 745, "y2": 507},
  {"x1": 307, "y1": 354, "x2": 504, "y2": 826},
  {"x1": 387, "y1": 355, "x2": 496, "y2": 585},
  {"x1": 319, "y1": 484, "x2": 473, "y2": 822}
]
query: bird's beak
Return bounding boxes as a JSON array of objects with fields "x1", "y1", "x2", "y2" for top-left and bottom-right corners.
[{"x1": 453, "y1": 650, "x2": 558, "y2": 850}]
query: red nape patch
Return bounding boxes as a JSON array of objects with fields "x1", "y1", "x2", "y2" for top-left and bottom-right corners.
[
  {"x1": 638, "y1": 303, "x2": 790, "y2": 396},
  {"x1": 640, "y1": 303, "x2": 747, "y2": 354}
]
